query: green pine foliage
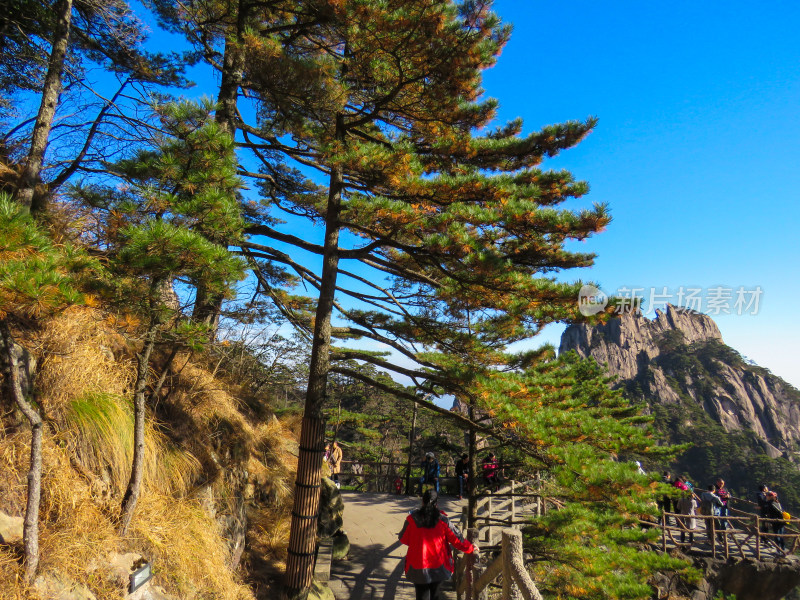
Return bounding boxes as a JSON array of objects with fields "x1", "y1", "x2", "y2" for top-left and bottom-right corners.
[
  {"x1": 75, "y1": 100, "x2": 246, "y2": 324},
  {"x1": 0, "y1": 1, "x2": 709, "y2": 595},
  {"x1": 0, "y1": 193, "x2": 96, "y2": 317},
  {"x1": 470, "y1": 352, "x2": 691, "y2": 600}
]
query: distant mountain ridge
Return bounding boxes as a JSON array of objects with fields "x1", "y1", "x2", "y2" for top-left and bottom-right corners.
[{"x1": 560, "y1": 305, "x2": 800, "y2": 458}]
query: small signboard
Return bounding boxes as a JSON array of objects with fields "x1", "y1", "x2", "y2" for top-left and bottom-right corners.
[{"x1": 129, "y1": 561, "x2": 153, "y2": 593}]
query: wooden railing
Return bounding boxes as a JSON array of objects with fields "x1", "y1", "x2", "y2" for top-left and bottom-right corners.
[
  {"x1": 460, "y1": 481, "x2": 549, "y2": 548},
  {"x1": 656, "y1": 507, "x2": 800, "y2": 559},
  {"x1": 337, "y1": 459, "x2": 529, "y2": 495},
  {"x1": 454, "y1": 528, "x2": 543, "y2": 600}
]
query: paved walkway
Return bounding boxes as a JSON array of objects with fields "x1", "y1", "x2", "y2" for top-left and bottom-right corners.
[{"x1": 329, "y1": 492, "x2": 467, "y2": 600}]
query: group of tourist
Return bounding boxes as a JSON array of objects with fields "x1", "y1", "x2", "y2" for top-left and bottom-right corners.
[
  {"x1": 418, "y1": 451, "x2": 502, "y2": 498},
  {"x1": 659, "y1": 471, "x2": 788, "y2": 550}
]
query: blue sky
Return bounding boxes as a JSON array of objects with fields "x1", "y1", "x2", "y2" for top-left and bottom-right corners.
[
  {"x1": 129, "y1": 1, "x2": 799, "y2": 388},
  {"x1": 486, "y1": 1, "x2": 800, "y2": 386}
]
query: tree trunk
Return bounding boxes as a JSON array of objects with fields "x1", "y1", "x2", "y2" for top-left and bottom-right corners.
[
  {"x1": 215, "y1": 0, "x2": 246, "y2": 138},
  {"x1": 405, "y1": 401, "x2": 417, "y2": 495},
  {"x1": 284, "y1": 116, "x2": 345, "y2": 598},
  {"x1": 191, "y1": 0, "x2": 247, "y2": 337},
  {"x1": 0, "y1": 322, "x2": 42, "y2": 582},
  {"x1": 118, "y1": 320, "x2": 158, "y2": 535},
  {"x1": 16, "y1": 0, "x2": 73, "y2": 214},
  {"x1": 467, "y1": 404, "x2": 477, "y2": 529}
]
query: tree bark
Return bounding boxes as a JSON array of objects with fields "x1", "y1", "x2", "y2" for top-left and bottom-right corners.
[
  {"x1": 191, "y1": 0, "x2": 247, "y2": 337},
  {"x1": 118, "y1": 318, "x2": 158, "y2": 535},
  {"x1": 215, "y1": 0, "x2": 246, "y2": 138},
  {"x1": 284, "y1": 116, "x2": 345, "y2": 598},
  {"x1": 0, "y1": 322, "x2": 42, "y2": 582},
  {"x1": 16, "y1": 0, "x2": 73, "y2": 214},
  {"x1": 467, "y1": 403, "x2": 477, "y2": 528},
  {"x1": 405, "y1": 401, "x2": 417, "y2": 495}
]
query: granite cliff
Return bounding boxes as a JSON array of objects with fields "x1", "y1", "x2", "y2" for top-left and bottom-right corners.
[
  {"x1": 561, "y1": 305, "x2": 800, "y2": 457},
  {"x1": 560, "y1": 306, "x2": 800, "y2": 507}
]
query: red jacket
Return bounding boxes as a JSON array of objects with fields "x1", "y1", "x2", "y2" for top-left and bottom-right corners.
[{"x1": 398, "y1": 510, "x2": 474, "y2": 583}]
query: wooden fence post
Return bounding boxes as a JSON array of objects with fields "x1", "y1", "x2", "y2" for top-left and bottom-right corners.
[
  {"x1": 710, "y1": 516, "x2": 716, "y2": 559},
  {"x1": 756, "y1": 516, "x2": 761, "y2": 561},
  {"x1": 722, "y1": 519, "x2": 729, "y2": 558},
  {"x1": 501, "y1": 531, "x2": 522, "y2": 600},
  {"x1": 503, "y1": 529, "x2": 545, "y2": 600},
  {"x1": 466, "y1": 527, "x2": 479, "y2": 600},
  {"x1": 511, "y1": 480, "x2": 517, "y2": 526},
  {"x1": 486, "y1": 495, "x2": 493, "y2": 545}
]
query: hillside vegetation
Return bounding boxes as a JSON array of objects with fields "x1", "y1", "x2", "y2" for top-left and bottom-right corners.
[
  {"x1": 646, "y1": 336, "x2": 800, "y2": 511},
  {"x1": 1, "y1": 307, "x2": 298, "y2": 599}
]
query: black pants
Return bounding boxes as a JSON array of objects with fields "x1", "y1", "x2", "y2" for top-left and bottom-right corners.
[{"x1": 414, "y1": 581, "x2": 441, "y2": 600}]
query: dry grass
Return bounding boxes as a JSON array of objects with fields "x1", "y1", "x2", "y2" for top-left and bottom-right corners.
[
  {"x1": 0, "y1": 431, "x2": 255, "y2": 600},
  {"x1": 62, "y1": 391, "x2": 201, "y2": 500},
  {"x1": 33, "y1": 307, "x2": 133, "y2": 415},
  {"x1": 129, "y1": 493, "x2": 253, "y2": 600},
  {"x1": 0, "y1": 307, "x2": 299, "y2": 599},
  {"x1": 0, "y1": 551, "x2": 29, "y2": 600},
  {"x1": 0, "y1": 431, "x2": 120, "y2": 600}
]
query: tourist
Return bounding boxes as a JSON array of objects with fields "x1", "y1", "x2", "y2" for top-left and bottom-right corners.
[
  {"x1": 483, "y1": 453, "x2": 499, "y2": 491},
  {"x1": 658, "y1": 471, "x2": 673, "y2": 519},
  {"x1": 673, "y1": 475, "x2": 689, "y2": 492},
  {"x1": 764, "y1": 491, "x2": 786, "y2": 551},
  {"x1": 757, "y1": 484, "x2": 770, "y2": 536},
  {"x1": 329, "y1": 441, "x2": 342, "y2": 488},
  {"x1": 398, "y1": 489, "x2": 476, "y2": 600},
  {"x1": 700, "y1": 485, "x2": 724, "y2": 538},
  {"x1": 677, "y1": 490, "x2": 698, "y2": 546},
  {"x1": 714, "y1": 478, "x2": 730, "y2": 530},
  {"x1": 418, "y1": 452, "x2": 440, "y2": 494},
  {"x1": 455, "y1": 453, "x2": 469, "y2": 499}
]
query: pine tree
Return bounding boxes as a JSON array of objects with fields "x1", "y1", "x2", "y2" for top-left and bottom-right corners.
[
  {"x1": 146, "y1": 0, "x2": 325, "y2": 334},
  {"x1": 4, "y1": 0, "x2": 186, "y2": 214},
  {"x1": 467, "y1": 353, "x2": 691, "y2": 599},
  {"x1": 221, "y1": 1, "x2": 613, "y2": 594},
  {"x1": 139, "y1": 2, "x2": 684, "y2": 595},
  {"x1": 73, "y1": 101, "x2": 246, "y2": 533}
]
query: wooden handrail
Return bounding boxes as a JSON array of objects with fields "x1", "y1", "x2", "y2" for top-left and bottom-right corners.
[
  {"x1": 654, "y1": 508, "x2": 798, "y2": 559},
  {"x1": 455, "y1": 529, "x2": 543, "y2": 600}
]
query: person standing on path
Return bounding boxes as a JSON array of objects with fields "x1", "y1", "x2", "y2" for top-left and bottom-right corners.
[
  {"x1": 677, "y1": 490, "x2": 698, "y2": 546},
  {"x1": 418, "y1": 452, "x2": 440, "y2": 494},
  {"x1": 714, "y1": 478, "x2": 730, "y2": 530},
  {"x1": 765, "y1": 490, "x2": 786, "y2": 551},
  {"x1": 398, "y1": 490, "x2": 475, "y2": 600},
  {"x1": 482, "y1": 453, "x2": 499, "y2": 491},
  {"x1": 455, "y1": 453, "x2": 469, "y2": 499},
  {"x1": 700, "y1": 485, "x2": 724, "y2": 539},
  {"x1": 330, "y1": 441, "x2": 342, "y2": 488}
]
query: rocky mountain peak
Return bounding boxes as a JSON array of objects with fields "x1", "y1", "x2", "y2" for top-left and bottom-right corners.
[
  {"x1": 560, "y1": 305, "x2": 722, "y2": 380},
  {"x1": 560, "y1": 305, "x2": 800, "y2": 459}
]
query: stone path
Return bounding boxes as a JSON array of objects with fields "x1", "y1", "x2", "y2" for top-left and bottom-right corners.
[{"x1": 329, "y1": 491, "x2": 467, "y2": 600}]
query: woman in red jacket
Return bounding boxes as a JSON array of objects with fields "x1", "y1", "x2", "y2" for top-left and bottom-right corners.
[{"x1": 398, "y1": 490, "x2": 475, "y2": 600}]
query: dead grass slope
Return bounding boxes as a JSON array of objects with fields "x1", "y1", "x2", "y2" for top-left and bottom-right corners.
[{"x1": 0, "y1": 308, "x2": 298, "y2": 600}]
